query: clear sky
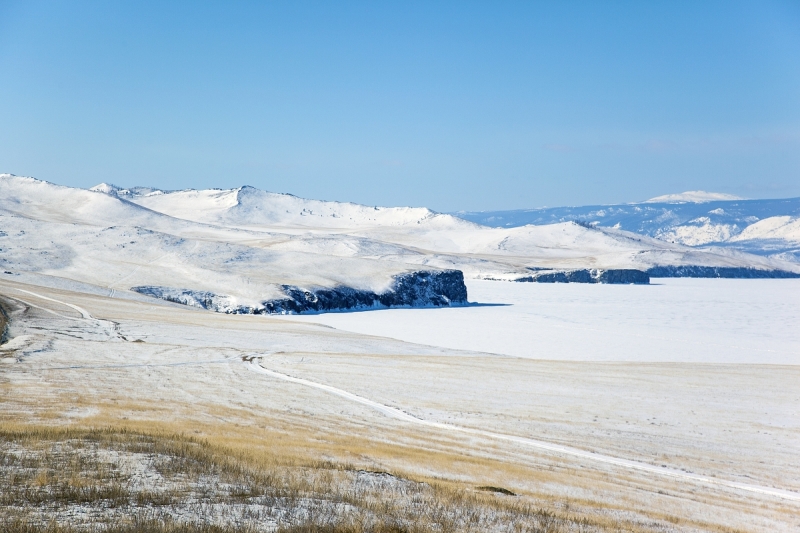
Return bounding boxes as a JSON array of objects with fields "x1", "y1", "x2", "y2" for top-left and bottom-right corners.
[{"x1": 1, "y1": 1, "x2": 799, "y2": 211}]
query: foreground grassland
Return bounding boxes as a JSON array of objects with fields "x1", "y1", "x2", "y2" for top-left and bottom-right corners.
[{"x1": 1, "y1": 426, "x2": 660, "y2": 533}]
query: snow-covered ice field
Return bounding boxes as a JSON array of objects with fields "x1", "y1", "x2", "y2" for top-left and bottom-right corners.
[{"x1": 282, "y1": 278, "x2": 800, "y2": 364}]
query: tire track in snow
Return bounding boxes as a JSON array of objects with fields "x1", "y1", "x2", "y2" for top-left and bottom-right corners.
[
  {"x1": 15, "y1": 289, "x2": 92, "y2": 319},
  {"x1": 12, "y1": 289, "x2": 124, "y2": 342},
  {"x1": 9, "y1": 296, "x2": 80, "y2": 321},
  {"x1": 45, "y1": 356, "x2": 239, "y2": 371},
  {"x1": 246, "y1": 359, "x2": 800, "y2": 503}
]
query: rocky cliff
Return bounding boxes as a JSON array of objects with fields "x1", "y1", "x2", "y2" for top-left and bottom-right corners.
[
  {"x1": 645, "y1": 266, "x2": 800, "y2": 278},
  {"x1": 513, "y1": 269, "x2": 650, "y2": 284},
  {"x1": 132, "y1": 270, "x2": 468, "y2": 315}
]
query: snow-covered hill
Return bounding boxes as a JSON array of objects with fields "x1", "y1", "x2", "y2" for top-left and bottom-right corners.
[
  {"x1": 455, "y1": 192, "x2": 800, "y2": 262},
  {"x1": 731, "y1": 216, "x2": 800, "y2": 242},
  {"x1": 1, "y1": 175, "x2": 798, "y2": 314},
  {"x1": 1, "y1": 175, "x2": 471, "y2": 313},
  {"x1": 91, "y1": 183, "x2": 447, "y2": 229},
  {"x1": 2, "y1": 176, "x2": 172, "y2": 228},
  {"x1": 725, "y1": 216, "x2": 800, "y2": 262}
]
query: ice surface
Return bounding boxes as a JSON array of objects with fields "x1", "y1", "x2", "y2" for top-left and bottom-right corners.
[{"x1": 282, "y1": 278, "x2": 800, "y2": 364}]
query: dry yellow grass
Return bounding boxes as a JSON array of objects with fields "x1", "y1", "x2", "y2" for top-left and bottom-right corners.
[
  {"x1": 0, "y1": 385, "x2": 753, "y2": 533},
  {"x1": 0, "y1": 423, "x2": 679, "y2": 533}
]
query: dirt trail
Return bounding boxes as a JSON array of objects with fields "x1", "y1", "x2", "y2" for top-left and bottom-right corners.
[{"x1": 15, "y1": 288, "x2": 93, "y2": 319}]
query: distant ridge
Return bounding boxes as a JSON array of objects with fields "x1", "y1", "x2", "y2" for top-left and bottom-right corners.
[
  {"x1": 644, "y1": 191, "x2": 744, "y2": 203},
  {"x1": 454, "y1": 194, "x2": 800, "y2": 263}
]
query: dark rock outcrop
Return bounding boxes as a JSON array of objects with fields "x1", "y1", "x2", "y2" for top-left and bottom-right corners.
[
  {"x1": 514, "y1": 269, "x2": 650, "y2": 284},
  {"x1": 645, "y1": 266, "x2": 800, "y2": 278},
  {"x1": 132, "y1": 270, "x2": 468, "y2": 315},
  {"x1": 130, "y1": 287, "x2": 220, "y2": 310},
  {"x1": 594, "y1": 269, "x2": 651, "y2": 284}
]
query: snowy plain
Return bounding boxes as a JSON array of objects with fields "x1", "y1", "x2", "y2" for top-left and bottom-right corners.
[
  {"x1": 282, "y1": 278, "x2": 800, "y2": 364},
  {"x1": 2, "y1": 174, "x2": 800, "y2": 531},
  {"x1": 2, "y1": 275, "x2": 799, "y2": 532}
]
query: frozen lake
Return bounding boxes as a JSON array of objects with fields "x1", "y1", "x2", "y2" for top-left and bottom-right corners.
[{"x1": 283, "y1": 278, "x2": 800, "y2": 364}]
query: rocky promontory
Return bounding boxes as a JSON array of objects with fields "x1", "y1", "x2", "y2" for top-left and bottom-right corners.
[{"x1": 132, "y1": 270, "x2": 468, "y2": 315}]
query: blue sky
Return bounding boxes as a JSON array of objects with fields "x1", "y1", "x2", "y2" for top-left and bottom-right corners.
[{"x1": 1, "y1": 1, "x2": 799, "y2": 211}]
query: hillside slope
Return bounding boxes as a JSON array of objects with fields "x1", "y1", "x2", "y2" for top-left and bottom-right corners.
[{"x1": 0, "y1": 176, "x2": 468, "y2": 313}]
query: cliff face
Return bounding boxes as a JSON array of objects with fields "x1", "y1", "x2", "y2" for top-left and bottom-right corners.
[
  {"x1": 514, "y1": 269, "x2": 650, "y2": 284},
  {"x1": 645, "y1": 266, "x2": 800, "y2": 278},
  {"x1": 132, "y1": 270, "x2": 468, "y2": 315}
]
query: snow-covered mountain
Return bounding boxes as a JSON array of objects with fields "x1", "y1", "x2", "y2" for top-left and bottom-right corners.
[
  {"x1": 455, "y1": 193, "x2": 800, "y2": 262},
  {"x1": 1, "y1": 175, "x2": 798, "y2": 314}
]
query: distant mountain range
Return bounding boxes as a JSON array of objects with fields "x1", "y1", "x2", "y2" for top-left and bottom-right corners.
[
  {"x1": 1, "y1": 175, "x2": 798, "y2": 318},
  {"x1": 455, "y1": 193, "x2": 800, "y2": 263}
]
